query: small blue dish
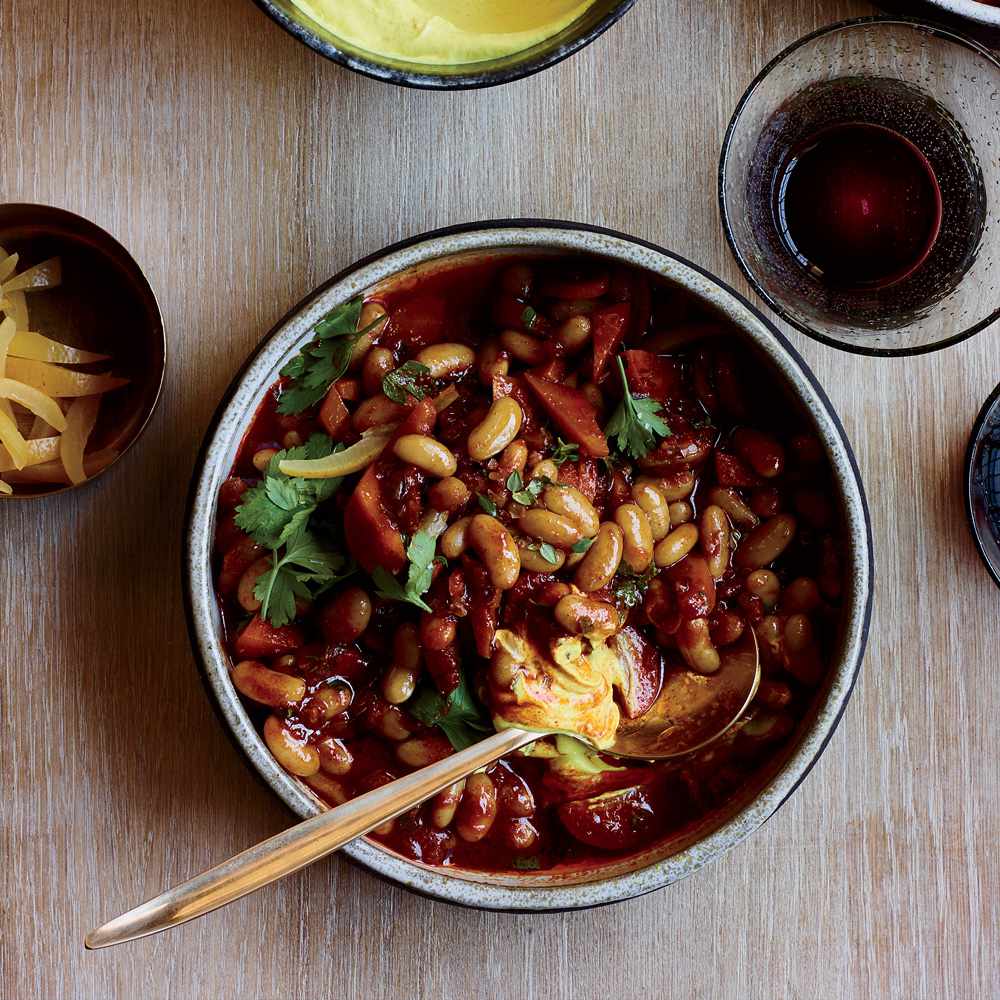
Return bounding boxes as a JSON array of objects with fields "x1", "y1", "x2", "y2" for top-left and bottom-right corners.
[{"x1": 966, "y1": 382, "x2": 1000, "y2": 590}]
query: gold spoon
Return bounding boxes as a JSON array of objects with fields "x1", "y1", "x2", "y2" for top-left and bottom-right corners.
[{"x1": 86, "y1": 631, "x2": 759, "y2": 949}]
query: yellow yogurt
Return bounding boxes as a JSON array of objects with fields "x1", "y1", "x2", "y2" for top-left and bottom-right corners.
[{"x1": 289, "y1": 0, "x2": 598, "y2": 65}]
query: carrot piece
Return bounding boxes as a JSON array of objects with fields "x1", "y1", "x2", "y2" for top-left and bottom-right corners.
[
  {"x1": 318, "y1": 383, "x2": 350, "y2": 439},
  {"x1": 344, "y1": 464, "x2": 406, "y2": 575},
  {"x1": 523, "y1": 372, "x2": 609, "y2": 458}
]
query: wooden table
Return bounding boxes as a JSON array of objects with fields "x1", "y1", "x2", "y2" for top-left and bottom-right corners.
[{"x1": 2, "y1": 1, "x2": 997, "y2": 997}]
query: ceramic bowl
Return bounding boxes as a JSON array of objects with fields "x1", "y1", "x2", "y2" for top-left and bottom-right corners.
[
  {"x1": 252, "y1": 0, "x2": 637, "y2": 89},
  {"x1": 0, "y1": 203, "x2": 165, "y2": 499},
  {"x1": 184, "y1": 220, "x2": 873, "y2": 911}
]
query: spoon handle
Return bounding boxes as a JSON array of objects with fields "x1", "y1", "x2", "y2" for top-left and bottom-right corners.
[{"x1": 86, "y1": 726, "x2": 540, "y2": 949}]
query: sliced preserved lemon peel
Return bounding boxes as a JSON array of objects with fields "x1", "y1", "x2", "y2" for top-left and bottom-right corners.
[
  {"x1": 2, "y1": 256, "x2": 61, "y2": 293},
  {"x1": 279, "y1": 428, "x2": 392, "y2": 480},
  {"x1": 2, "y1": 291, "x2": 29, "y2": 329},
  {"x1": 4, "y1": 358, "x2": 128, "y2": 397},
  {"x1": 3, "y1": 446, "x2": 118, "y2": 484},
  {"x1": 0, "y1": 405, "x2": 30, "y2": 469},
  {"x1": 0, "y1": 253, "x2": 19, "y2": 284},
  {"x1": 0, "y1": 377, "x2": 68, "y2": 432},
  {"x1": 0, "y1": 435, "x2": 60, "y2": 472},
  {"x1": 0, "y1": 478, "x2": 11, "y2": 495},
  {"x1": 60, "y1": 396, "x2": 101, "y2": 484},
  {"x1": 9, "y1": 331, "x2": 110, "y2": 365}
]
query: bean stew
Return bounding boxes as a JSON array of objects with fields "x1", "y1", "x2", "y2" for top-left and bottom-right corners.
[{"x1": 212, "y1": 252, "x2": 845, "y2": 874}]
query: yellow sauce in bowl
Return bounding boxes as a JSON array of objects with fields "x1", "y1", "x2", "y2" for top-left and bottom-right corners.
[{"x1": 289, "y1": 0, "x2": 597, "y2": 65}]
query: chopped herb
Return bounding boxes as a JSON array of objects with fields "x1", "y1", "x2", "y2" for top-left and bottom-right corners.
[
  {"x1": 571, "y1": 537, "x2": 595, "y2": 555},
  {"x1": 521, "y1": 306, "x2": 539, "y2": 330},
  {"x1": 536, "y1": 542, "x2": 560, "y2": 565},
  {"x1": 382, "y1": 360, "x2": 431, "y2": 404},
  {"x1": 550, "y1": 437, "x2": 579, "y2": 466},
  {"x1": 253, "y1": 522, "x2": 353, "y2": 627},
  {"x1": 506, "y1": 469, "x2": 551, "y2": 506},
  {"x1": 371, "y1": 526, "x2": 441, "y2": 613},
  {"x1": 277, "y1": 298, "x2": 387, "y2": 414},
  {"x1": 477, "y1": 493, "x2": 499, "y2": 516},
  {"x1": 410, "y1": 670, "x2": 492, "y2": 751},
  {"x1": 511, "y1": 856, "x2": 542, "y2": 871},
  {"x1": 604, "y1": 356, "x2": 671, "y2": 460},
  {"x1": 235, "y1": 434, "x2": 344, "y2": 549},
  {"x1": 613, "y1": 565, "x2": 657, "y2": 608}
]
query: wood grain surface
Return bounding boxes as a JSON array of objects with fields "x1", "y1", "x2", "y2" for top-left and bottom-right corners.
[{"x1": 1, "y1": 1, "x2": 998, "y2": 997}]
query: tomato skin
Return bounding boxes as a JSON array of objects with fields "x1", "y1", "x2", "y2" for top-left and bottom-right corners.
[
  {"x1": 557, "y1": 785, "x2": 659, "y2": 851},
  {"x1": 388, "y1": 294, "x2": 448, "y2": 348},
  {"x1": 218, "y1": 536, "x2": 265, "y2": 592},
  {"x1": 234, "y1": 616, "x2": 305, "y2": 659},
  {"x1": 344, "y1": 465, "x2": 406, "y2": 575},
  {"x1": 523, "y1": 373, "x2": 610, "y2": 458},
  {"x1": 714, "y1": 450, "x2": 760, "y2": 488},
  {"x1": 666, "y1": 554, "x2": 717, "y2": 621},
  {"x1": 622, "y1": 350, "x2": 681, "y2": 402},
  {"x1": 591, "y1": 303, "x2": 630, "y2": 382}
]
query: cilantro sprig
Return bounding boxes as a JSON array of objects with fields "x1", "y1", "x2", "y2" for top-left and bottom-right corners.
[
  {"x1": 254, "y1": 522, "x2": 352, "y2": 627},
  {"x1": 613, "y1": 565, "x2": 657, "y2": 608},
  {"x1": 235, "y1": 434, "x2": 344, "y2": 549},
  {"x1": 372, "y1": 525, "x2": 442, "y2": 613},
  {"x1": 277, "y1": 298, "x2": 387, "y2": 415},
  {"x1": 382, "y1": 361, "x2": 430, "y2": 404},
  {"x1": 410, "y1": 670, "x2": 492, "y2": 751},
  {"x1": 506, "y1": 469, "x2": 552, "y2": 506},
  {"x1": 604, "y1": 356, "x2": 671, "y2": 460},
  {"x1": 550, "y1": 437, "x2": 579, "y2": 466},
  {"x1": 234, "y1": 433, "x2": 355, "y2": 626}
]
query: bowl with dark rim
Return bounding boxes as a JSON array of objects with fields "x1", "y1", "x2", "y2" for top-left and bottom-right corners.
[
  {"x1": 965, "y1": 381, "x2": 1000, "y2": 591},
  {"x1": 0, "y1": 203, "x2": 165, "y2": 500},
  {"x1": 184, "y1": 220, "x2": 873, "y2": 910},
  {"x1": 252, "y1": 0, "x2": 637, "y2": 89}
]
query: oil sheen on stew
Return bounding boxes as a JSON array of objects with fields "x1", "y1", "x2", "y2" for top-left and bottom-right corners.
[{"x1": 212, "y1": 253, "x2": 844, "y2": 874}]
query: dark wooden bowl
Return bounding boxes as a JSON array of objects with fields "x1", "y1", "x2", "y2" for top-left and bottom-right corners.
[{"x1": 0, "y1": 203, "x2": 165, "y2": 499}]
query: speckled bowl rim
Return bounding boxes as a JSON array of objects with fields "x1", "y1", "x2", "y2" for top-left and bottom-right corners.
[
  {"x1": 251, "y1": 0, "x2": 638, "y2": 90},
  {"x1": 924, "y1": 0, "x2": 1000, "y2": 27},
  {"x1": 183, "y1": 220, "x2": 874, "y2": 912}
]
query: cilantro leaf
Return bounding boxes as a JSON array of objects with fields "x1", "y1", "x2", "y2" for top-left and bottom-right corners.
[
  {"x1": 371, "y1": 525, "x2": 441, "y2": 613},
  {"x1": 506, "y1": 469, "x2": 551, "y2": 506},
  {"x1": 604, "y1": 356, "x2": 671, "y2": 460},
  {"x1": 537, "y1": 542, "x2": 560, "y2": 565},
  {"x1": 234, "y1": 434, "x2": 343, "y2": 549},
  {"x1": 550, "y1": 437, "x2": 579, "y2": 466},
  {"x1": 277, "y1": 299, "x2": 387, "y2": 414},
  {"x1": 410, "y1": 671, "x2": 492, "y2": 751},
  {"x1": 254, "y1": 523, "x2": 353, "y2": 627},
  {"x1": 477, "y1": 493, "x2": 498, "y2": 516},
  {"x1": 382, "y1": 361, "x2": 430, "y2": 404},
  {"x1": 613, "y1": 565, "x2": 657, "y2": 608}
]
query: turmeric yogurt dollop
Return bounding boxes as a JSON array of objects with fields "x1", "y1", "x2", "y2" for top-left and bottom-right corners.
[{"x1": 289, "y1": 0, "x2": 597, "y2": 65}]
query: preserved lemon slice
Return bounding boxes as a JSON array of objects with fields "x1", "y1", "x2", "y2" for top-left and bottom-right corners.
[
  {"x1": 8, "y1": 331, "x2": 109, "y2": 365},
  {"x1": 0, "y1": 253, "x2": 19, "y2": 284},
  {"x1": 60, "y1": 396, "x2": 101, "y2": 484},
  {"x1": 5, "y1": 358, "x2": 128, "y2": 397},
  {"x1": 279, "y1": 429, "x2": 391, "y2": 480},
  {"x1": 2, "y1": 291, "x2": 30, "y2": 330},
  {"x1": 0, "y1": 405, "x2": 29, "y2": 469},
  {"x1": 2, "y1": 256, "x2": 61, "y2": 293},
  {"x1": 0, "y1": 377, "x2": 68, "y2": 432},
  {"x1": 0, "y1": 435, "x2": 60, "y2": 472},
  {"x1": 3, "y1": 446, "x2": 117, "y2": 484}
]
